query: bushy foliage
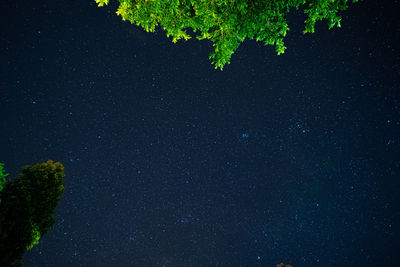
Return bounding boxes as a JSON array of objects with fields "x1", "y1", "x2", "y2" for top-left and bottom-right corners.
[
  {"x1": 96, "y1": 0, "x2": 358, "y2": 69},
  {"x1": 0, "y1": 160, "x2": 65, "y2": 266},
  {"x1": 0, "y1": 163, "x2": 8, "y2": 193}
]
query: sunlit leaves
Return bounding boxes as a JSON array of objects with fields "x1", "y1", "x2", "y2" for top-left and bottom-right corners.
[
  {"x1": 26, "y1": 224, "x2": 41, "y2": 250},
  {"x1": 95, "y1": 0, "x2": 109, "y2": 7},
  {"x1": 96, "y1": 0, "x2": 358, "y2": 70}
]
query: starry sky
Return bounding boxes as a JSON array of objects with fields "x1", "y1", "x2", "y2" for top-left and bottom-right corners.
[{"x1": 1, "y1": 0, "x2": 399, "y2": 266}]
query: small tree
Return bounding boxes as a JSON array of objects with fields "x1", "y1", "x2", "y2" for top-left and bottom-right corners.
[
  {"x1": 0, "y1": 160, "x2": 65, "y2": 266},
  {"x1": 95, "y1": 0, "x2": 359, "y2": 69}
]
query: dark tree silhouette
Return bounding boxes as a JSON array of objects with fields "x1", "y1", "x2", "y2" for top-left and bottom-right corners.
[{"x1": 0, "y1": 160, "x2": 65, "y2": 266}]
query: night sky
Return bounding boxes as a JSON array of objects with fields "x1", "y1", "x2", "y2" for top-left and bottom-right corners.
[{"x1": 1, "y1": 0, "x2": 399, "y2": 266}]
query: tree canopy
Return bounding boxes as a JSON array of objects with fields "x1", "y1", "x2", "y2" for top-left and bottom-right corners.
[
  {"x1": 0, "y1": 160, "x2": 65, "y2": 266},
  {"x1": 0, "y1": 163, "x2": 7, "y2": 195},
  {"x1": 95, "y1": 0, "x2": 358, "y2": 69}
]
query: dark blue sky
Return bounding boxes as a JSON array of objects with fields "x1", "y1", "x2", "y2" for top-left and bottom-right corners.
[{"x1": 1, "y1": 0, "x2": 399, "y2": 266}]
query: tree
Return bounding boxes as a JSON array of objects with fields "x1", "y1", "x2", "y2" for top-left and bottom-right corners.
[
  {"x1": 0, "y1": 163, "x2": 7, "y2": 195},
  {"x1": 95, "y1": 0, "x2": 359, "y2": 70},
  {"x1": 0, "y1": 160, "x2": 65, "y2": 266}
]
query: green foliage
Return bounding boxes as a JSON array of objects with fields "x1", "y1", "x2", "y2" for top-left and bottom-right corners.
[
  {"x1": 96, "y1": 0, "x2": 358, "y2": 69},
  {"x1": 95, "y1": 0, "x2": 109, "y2": 7},
  {"x1": 0, "y1": 163, "x2": 8, "y2": 193},
  {"x1": 0, "y1": 160, "x2": 65, "y2": 266},
  {"x1": 26, "y1": 224, "x2": 41, "y2": 250},
  {"x1": 0, "y1": 163, "x2": 8, "y2": 205}
]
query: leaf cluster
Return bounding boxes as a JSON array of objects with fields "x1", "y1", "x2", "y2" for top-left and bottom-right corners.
[
  {"x1": 0, "y1": 163, "x2": 8, "y2": 193},
  {"x1": 96, "y1": 0, "x2": 358, "y2": 69},
  {"x1": 0, "y1": 160, "x2": 65, "y2": 266}
]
